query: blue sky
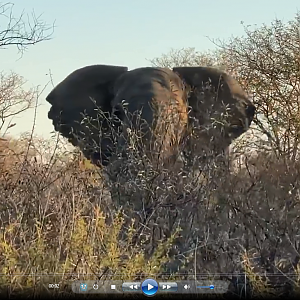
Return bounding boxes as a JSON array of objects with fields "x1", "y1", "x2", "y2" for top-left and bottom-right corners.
[{"x1": 1, "y1": 0, "x2": 299, "y2": 138}]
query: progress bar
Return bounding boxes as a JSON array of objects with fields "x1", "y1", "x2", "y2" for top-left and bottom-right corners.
[{"x1": 197, "y1": 285, "x2": 214, "y2": 289}]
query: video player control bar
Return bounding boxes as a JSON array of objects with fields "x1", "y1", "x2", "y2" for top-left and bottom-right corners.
[{"x1": 72, "y1": 279, "x2": 230, "y2": 295}]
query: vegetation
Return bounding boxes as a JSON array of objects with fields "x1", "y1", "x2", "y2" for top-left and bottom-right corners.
[{"x1": 1, "y1": 3, "x2": 300, "y2": 298}]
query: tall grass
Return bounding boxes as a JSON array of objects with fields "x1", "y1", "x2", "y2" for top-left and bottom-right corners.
[{"x1": 1, "y1": 122, "x2": 300, "y2": 298}]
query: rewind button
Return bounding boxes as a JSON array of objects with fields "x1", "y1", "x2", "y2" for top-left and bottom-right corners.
[{"x1": 122, "y1": 282, "x2": 141, "y2": 292}]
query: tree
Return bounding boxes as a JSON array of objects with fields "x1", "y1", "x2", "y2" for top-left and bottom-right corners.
[
  {"x1": 150, "y1": 12, "x2": 300, "y2": 161},
  {"x1": 214, "y1": 15, "x2": 300, "y2": 161},
  {"x1": 0, "y1": 72, "x2": 37, "y2": 133},
  {"x1": 149, "y1": 47, "x2": 222, "y2": 69},
  {"x1": 0, "y1": 2, "x2": 54, "y2": 136}
]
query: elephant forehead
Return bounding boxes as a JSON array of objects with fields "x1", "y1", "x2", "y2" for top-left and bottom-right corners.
[
  {"x1": 63, "y1": 65, "x2": 127, "y2": 86},
  {"x1": 111, "y1": 68, "x2": 184, "y2": 106}
]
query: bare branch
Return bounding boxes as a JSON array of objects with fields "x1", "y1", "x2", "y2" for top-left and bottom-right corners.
[
  {"x1": 0, "y1": 71, "x2": 38, "y2": 132},
  {"x1": 0, "y1": 2, "x2": 54, "y2": 54}
]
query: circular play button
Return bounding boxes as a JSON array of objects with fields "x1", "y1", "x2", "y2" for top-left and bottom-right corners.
[{"x1": 141, "y1": 279, "x2": 158, "y2": 296}]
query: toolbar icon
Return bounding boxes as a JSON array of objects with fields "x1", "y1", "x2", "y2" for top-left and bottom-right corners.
[
  {"x1": 183, "y1": 284, "x2": 190, "y2": 290},
  {"x1": 141, "y1": 279, "x2": 158, "y2": 296},
  {"x1": 130, "y1": 284, "x2": 138, "y2": 290},
  {"x1": 122, "y1": 282, "x2": 141, "y2": 292},
  {"x1": 80, "y1": 283, "x2": 88, "y2": 292},
  {"x1": 159, "y1": 282, "x2": 177, "y2": 292}
]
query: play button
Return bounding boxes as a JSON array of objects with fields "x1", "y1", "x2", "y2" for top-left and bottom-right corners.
[{"x1": 141, "y1": 279, "x2": 158, "y2": 296}]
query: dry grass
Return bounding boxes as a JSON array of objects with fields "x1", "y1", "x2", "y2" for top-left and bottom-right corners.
[
  {"x1": 0, "y1": 135, "x2": 182, "y2": 298},
  {"x1": 1, "y1": 116, "x2": 300, "y2": 299}
]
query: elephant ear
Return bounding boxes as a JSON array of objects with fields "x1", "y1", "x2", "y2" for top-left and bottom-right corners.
[
  {"x1": 46, "y1": 64, "x2": 128, "y2": 166},
  {"x1": 173, "y1": 66, "x2": 255, "y2": 155}
]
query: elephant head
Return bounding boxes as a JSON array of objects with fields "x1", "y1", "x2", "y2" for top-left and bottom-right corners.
[
  {"x1": 173, "y1": 66, "x2": 255, "y2": 158},
  {"x1": 110, "y1": 67, "x2": 188, "y2": 165},
  {"x1": 46, "y1": 64, "x2": 128, "y2": 166}
]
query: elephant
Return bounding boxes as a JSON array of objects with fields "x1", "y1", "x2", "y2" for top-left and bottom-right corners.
[{"x1": 46, "y1": 64, "x2": 255, "y2": 170}]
